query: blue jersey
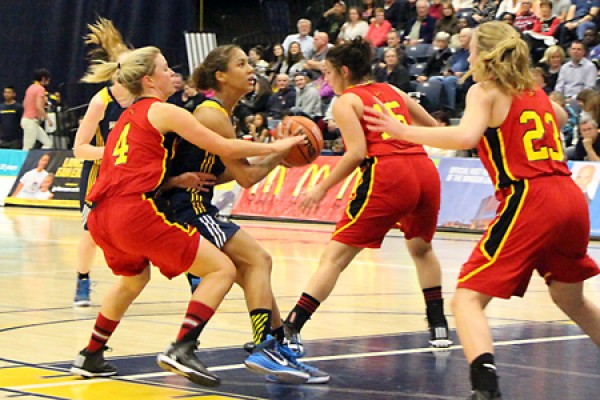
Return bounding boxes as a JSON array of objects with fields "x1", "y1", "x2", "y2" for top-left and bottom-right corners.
[
  {"x1": 79, "y1": 86, "x2": 125, "y2": 210},
  {"x1": 164, "y1": 99, "x2": 227, "y2": 219}
]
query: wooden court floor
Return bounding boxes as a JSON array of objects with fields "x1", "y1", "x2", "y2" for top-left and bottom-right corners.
[{"x1": 1, "y1": 206, "x2": 600, "y2": 399}]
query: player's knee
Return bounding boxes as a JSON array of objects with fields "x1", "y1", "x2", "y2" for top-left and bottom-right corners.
[{"x1": 407, "y1": 240, "x2": 432, "y2": 259}]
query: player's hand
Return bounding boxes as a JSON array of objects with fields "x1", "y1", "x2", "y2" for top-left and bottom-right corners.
[
  {"x1": 363, "y1": 97, "x2": 407, "y2": 140},
  {"x1": 299, "y1": 185, "x2": 326, "y2": 212},
  {"x1": 173, "y1": 172, "x2": 217, "y2": 191},
  {"x1": 270, "y1": 133, "x2": 305, "y2": 154}
]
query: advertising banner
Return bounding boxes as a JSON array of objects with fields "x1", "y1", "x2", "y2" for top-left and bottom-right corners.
[
  {"x1": 4, "y1": 149, "x2": 82, "y2": 209},
  {"x1": 232, "y1": 156, "x2": 360, "y2": 222},
  {"x1": 570, "y1": 161, "x2": 600, "y2": 237},
  {"x1": 0, "y1": 149, "x2": 27, "y2": 205}
]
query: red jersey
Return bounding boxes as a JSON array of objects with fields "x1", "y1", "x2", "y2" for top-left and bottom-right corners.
[
  {"x1": 343, "y1": 82, "x2": 426, "y2": 157},
  {"x1": 87, "y1": 97, "x2": 169, "y2": 202},
  {"x1": 477, "y1": 88, "x2": 571, "y2": 191}
]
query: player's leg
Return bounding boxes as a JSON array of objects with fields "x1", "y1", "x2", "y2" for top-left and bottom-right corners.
[
  {"x1": 548, "y1": 280, "x2": 600, "y2": 346},
  {"x1": 225, "y1": 229, "x2": 327, "y2": 383},
  {"x1": 74, "y1": 230, "x2": 96, "y2": 307},
  {"x1": 284, "y1": 240, "x2": 362, "y2": 336},
  {"x1": 405, "y1": 237, "x2": 451, "y2": 347},
  {"x1": 71, "y1": 268, "x2": 150, "y2": 378},
  {"x1": 452, "y1": 288, "x2": 500, "y2": 400}
]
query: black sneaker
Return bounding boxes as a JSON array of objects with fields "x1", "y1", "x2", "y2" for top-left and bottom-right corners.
[
  {"x1": 429, "y1": 321, "x2": 453, "y2": 348},
  {"x1": 156, "y1": 341, "x2": 220, "y2": 387},
  {"x1": 244, "y1": 341, "x2": 256, "y2": 354},
  {"x1": 70, "y1": 346, "x2": 116, "y2": 378},
  {"x1": 467, "y1": 389, "x2": 502, "y2": 399}
]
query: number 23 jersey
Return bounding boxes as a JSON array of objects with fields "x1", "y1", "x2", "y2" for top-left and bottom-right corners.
[{"x1": 478, "y1": 88, "x2": 571, "y2": 190}]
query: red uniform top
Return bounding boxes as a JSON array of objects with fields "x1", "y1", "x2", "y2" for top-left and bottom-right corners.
[
  {"x1": 87, "y1": 97, "x2": 169, "y2": 202},
  {"x1": 477, "y1": 88, "x2": 571, "y2": 191},
  {"x1": 343, "y1": 82, "x2": 427, "y2": 157}
]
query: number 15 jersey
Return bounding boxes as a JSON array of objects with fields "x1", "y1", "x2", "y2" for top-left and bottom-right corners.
[{"x1": 478, "y1": 88, "x2": 571, "y2": 191}]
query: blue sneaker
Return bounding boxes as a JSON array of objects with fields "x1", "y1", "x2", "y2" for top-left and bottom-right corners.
[
  {"x1": 186, "y1": 273, "x2": 202, "y2": 293},
  {"x1": 271, "y1": 343, "x2": 330, "y2": 384},
  {"x1": 244, "y1": 336, "x2": 309, "y2": 384},
  {"x1": 74, "y1": 278, "x2": 91, "y2": 307}
]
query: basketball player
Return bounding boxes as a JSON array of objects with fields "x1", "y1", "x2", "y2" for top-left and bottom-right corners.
[
  {"x1": 69, "y1": 46, "x2": 307, "y2": 386},
  {"x1": 363, "y1": 21, "x2": 600, "y2": 400},
  {"x1": 72, "y1": 18, "x2": 134, "y2": 307},
  {"x1": 283, "y1": 37, "x2": 452, "y2": 359},
  {"x1": 159, "y1": 44, "x2": 328, "y2": 384}
]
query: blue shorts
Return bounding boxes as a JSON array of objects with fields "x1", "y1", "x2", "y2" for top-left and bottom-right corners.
[{"x1": 177, "y1": 205, "x2": 240, "y2": 249}]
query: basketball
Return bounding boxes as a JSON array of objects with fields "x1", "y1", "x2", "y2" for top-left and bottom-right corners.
[{"x1": 278, "y1": 116, "x2": 324, "y2": 167}]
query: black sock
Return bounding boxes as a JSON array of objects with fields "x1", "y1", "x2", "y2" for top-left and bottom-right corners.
[
  {"x1": 285, "y1": 292, "x2": 321, "y2": 332},
  {"x1": 470, "y1": 353, "x2": 499, "y2": 392},
  {"x1": 78, "y1": 272, "x2": 90, "y2": 280},
  {"x1": 271, "y1": 325, "x2": 285, "y2": 343},
  {"x1": 423, "y1": 286, "x2": 446, "y2": 325}
]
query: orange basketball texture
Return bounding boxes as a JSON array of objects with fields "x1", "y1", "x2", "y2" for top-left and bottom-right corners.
[{"x1": 279, "y1": 116, "x2": 324, "y2": 167}]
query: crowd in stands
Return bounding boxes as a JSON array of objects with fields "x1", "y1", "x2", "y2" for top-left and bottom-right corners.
[{"x1": 4, "y1": 0, "x2": 600, "y2": 160}]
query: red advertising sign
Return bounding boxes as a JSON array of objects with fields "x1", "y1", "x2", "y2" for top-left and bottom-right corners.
[{"x1": 232, "y1": 156, "x2": 360, "y2": 222}]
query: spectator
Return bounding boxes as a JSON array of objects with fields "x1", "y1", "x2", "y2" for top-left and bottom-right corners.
[
  {"x1": 539, "y1": 45, "x2": 565, "y2": 93},
  {"x1": 281, "y1": 41, "x2": 305, "y2": 78},
  {"x1": 338, "y1": 6, "x2": 369, "y2": 42},
  {"x1": 303, "y1": 31, "x2": 330, "y2": 80},
  {"x1": 21, "y1": 69, "x2": 53, "y2": 150},
  {"x1": 525, "y1": 0, "x2": 560, "y2": 63},
  {"x1": 266, "y1": 74, "x2": 296, "y2": 120},
  {"x1": 248, "y1": 46, "x2": 269, "y2": 77},
  {"x1": 429, "y1": 27, "x2": 473, "y2": 115},
  {"x1": 317, "y1": 1, "x2": 347, "y2": 43},
  {"x1": 322, "y1": 96, "x2": 341, "y2": 146},
  {"x1": 554, "y1": 40, "x2": 597, "y2": 100},
  {"x1": 435, "y1": 2, "x2": 460, "y2": 36},
  {"x1": 496, "y1": 0, "x2": 522, "y2": 20},
  {"x1": 291, "y1": 72, "x2": 322, "y2": 120},
  {"x1": 383, "y1": 0, "x2": 404, "y2": 29},
  {"x1": 577, "y1": 88, "x2": 600, "y2": 123},
  {"x1": 267, "y1": 43, "x2": 285, "y2": 85},
  {"x1": 404, "y1": 0, "x2": 438, "y2": 45},
  {"x1": 365, "y1": 8, "x2": 393, "y2": 47},
  {"x1": 450, "y1": 17, "x2": 471, "y2": 48},
  {"x1": 241, "y1": 75, "x2": 272, "y2": 115},
  {"x1": 430, "y1": 0, "x2": 444, "y2": 20},
  {"x1": 182, "y1": 80, "x2": 206, "y2": 114},
  {"x1": 416, "y1": 31, "x2": 453, "y2": 82},
  {"x1": 377, "y1": 29, "x2": 411, "y2": 66},
  {"x1": 282, "y1": 19, "x2": 314, "y2": 59},
  {"x1": 583, "y1": 26, "x2": 600, "y2": 55},
  {"x1": 362, "y1": 0, "x2": 376, "y2": 21},
  {"x1": 0, "y1": 85, "x2": 24, "y2": 149},
  {"x1": 549, "y1": 91, "x2": 578, "y2": 147},
  {"x1": 453, "y1": 0, "x2": 477, "y2": 12},
  {"x1": 499, "y1": 11, "x2": 517, "y2": 24},
  {"x1": 424, "y1": 110, "x2": 457, "y2": 157},
  {"x1": 247, "y1": 112, "x2": 272, "y2": 143},
  {"x1": 549, "y1": 0, "x2": 571, "y2": 20},
  {"x1": 472, "y1": 0, "x2": 499, "y2": 24},
  {"x1": 558, "y1": 0, "x2": 599, "y2": 44},
  {"x1": 514, "y1": 0, "x2": 539, "y2": 31},
  {"x1": 567, "y1": 118, "x2": 600, "y2": 161},
  {"x1": 166, "y1": 72, "x2": 185, "y2": 107},
  {"x1": 375, "y1": 48, "x2": 412, "y2": 92}
]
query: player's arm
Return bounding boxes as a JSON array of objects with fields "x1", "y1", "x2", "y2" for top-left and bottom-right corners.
[
  {"x1": 36, "y1": 92, "x2": 48, "y2": 122},
  {"x1": 551, "y1": 100, "x2": 567, "y2": 128},
  {"x1": 73, "y1": 93, "x2": 106, "y2": 160},
  {"x1": 149, "y1": 102, "x2": 303, "y2": 160},
  {"x1": 194, "y1": 106, "x2": 287, "y2": 188},
  {"x1": 300, "y1": 93, "x2": 366, "y2": 210},
  {"x1": 363, "y1": 83, "x2": 491, "y2": 149},
  {"x1": 390, "y1": 86, "x2": 438, "y2": 127}
]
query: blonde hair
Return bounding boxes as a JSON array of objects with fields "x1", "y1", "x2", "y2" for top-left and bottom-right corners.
[
  {"x1": 540, "y1": 45, "x2": 565, "y2": 64},
  {"x1": 82, "y1": 46, "x2": 161, "y2": 96},
  {"x1": 464, "y1": 21, "x2": 534, "y2": 95},
  {"x1": 84, "y1": 17, "x2": 131, "y2": 62}
]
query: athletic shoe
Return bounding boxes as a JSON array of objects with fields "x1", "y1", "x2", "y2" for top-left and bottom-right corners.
[
  {"x1": 272, "y1": 343, "x2": 330, "y2": 384},
  {"x1": 70, "y1": 346, "x2": 116, "y2": 378},
  {"x1": 244, "y1": 335, "x2": 309, "y2": 384},
  {"x1": 429, "y1": 321, "x2": 453, "y2": 348},
  {"x1": 186, "y1": 273, "x2": 202, "y2": 294},
  {"x1": 74, "y1": 278, "x2": 91, "y2": 307},
  {"x1": 244, "y1": 341, "x2": 256, "y2": 354},
  {"x1": 467, "y1": 389, "x2": 502, "y2": 399},
  {"x1": 157, "y1": 341, "x2": 220, "y2": 387},
  {"x1": 283, "y1": 322, "x2": 305, "y2": 357}
]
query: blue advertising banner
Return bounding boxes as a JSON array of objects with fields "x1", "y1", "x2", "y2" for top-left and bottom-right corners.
[
  {"x1": 437, "y1": 157, "x2": 498, "y2": 231},
  {"x1": 0, "y1": 149, "x2": 27, "y2": 177},
  {"x1": 570, "y1": 161, "x2": 600, "y2": 237}
]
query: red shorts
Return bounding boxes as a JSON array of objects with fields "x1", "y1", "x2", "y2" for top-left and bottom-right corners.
[
  {"x1": 332, "y1": 155, "x2": 440, "y2": 248},
  {"x1": 458, "y1": 175, "x2": 599, "y2": 298},
  {"x1": 88, "y1": 195, "x2": 200, "y2": 279}
]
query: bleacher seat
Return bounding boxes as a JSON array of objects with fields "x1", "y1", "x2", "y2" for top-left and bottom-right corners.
[
  {"x1": 409, "y1": 63, "x2": 427, "y2": 79},
  {"x1": 416, "y1": 80, "x2": 443, "y2": 112}
]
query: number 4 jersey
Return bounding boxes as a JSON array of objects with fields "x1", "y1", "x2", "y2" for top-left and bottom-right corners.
[
  {"x1": 478, "y1": 88, "x2": 571, "y2": 191},
  {"x1": 87, "y1": 97, "x2": 171, "y2": 203}
]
